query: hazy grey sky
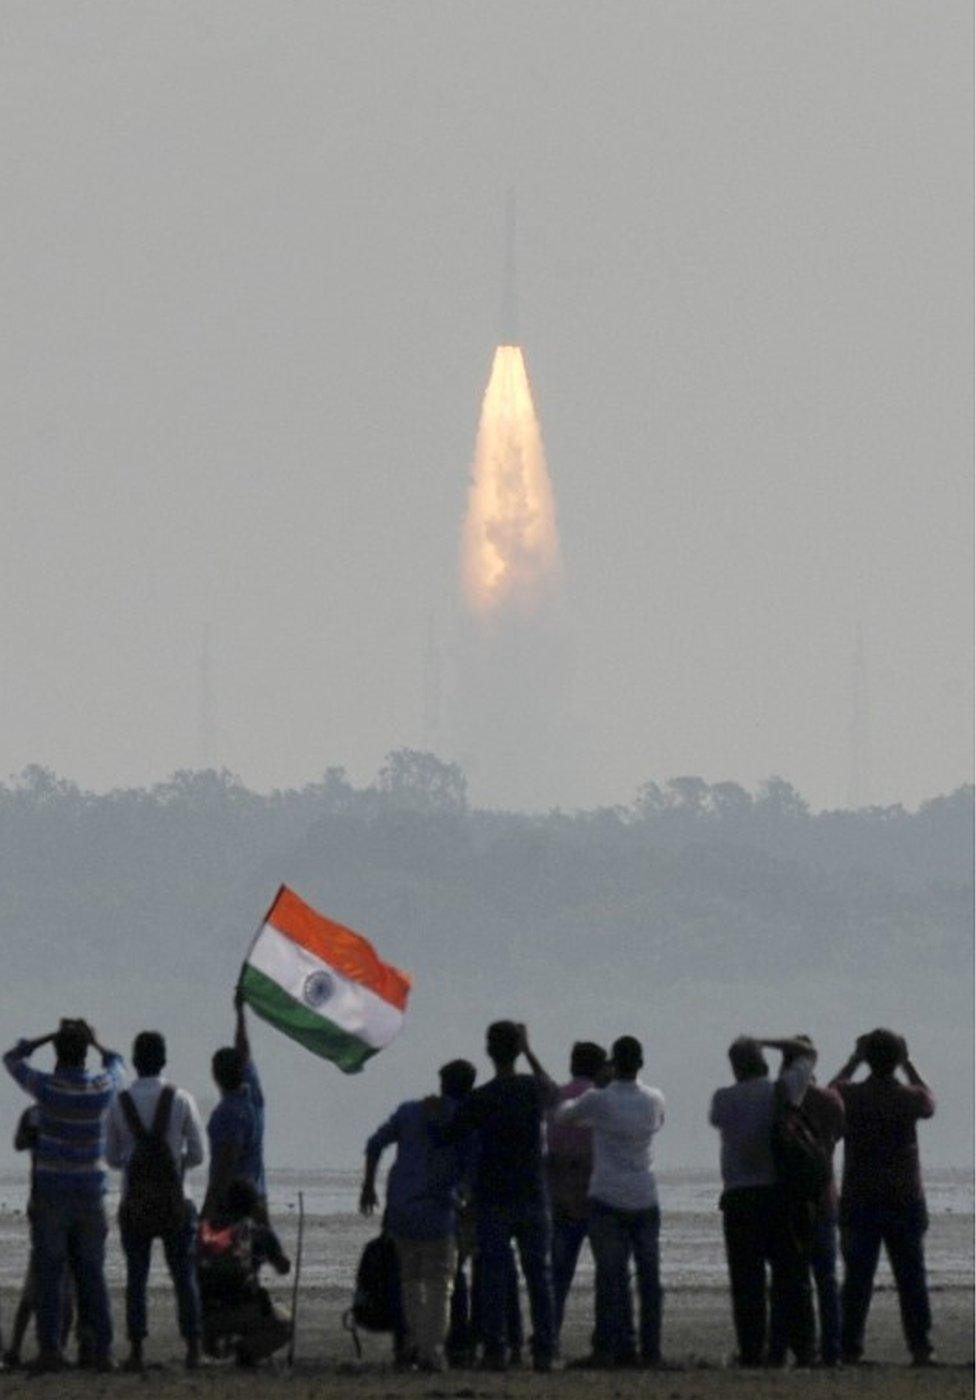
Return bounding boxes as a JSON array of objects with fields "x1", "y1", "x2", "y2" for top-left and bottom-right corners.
[{"x1": 1, "y1": 2, "x2": 971, "y2": 812}]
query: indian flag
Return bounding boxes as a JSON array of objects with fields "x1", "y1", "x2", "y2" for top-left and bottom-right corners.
[{"x1": 240, "y1": 886, "x2": 411, "y2": 1073}]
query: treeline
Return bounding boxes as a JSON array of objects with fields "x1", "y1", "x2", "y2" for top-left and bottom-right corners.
[{"x1": 0, "y1": 754, "x2": 970, "y2": 993}]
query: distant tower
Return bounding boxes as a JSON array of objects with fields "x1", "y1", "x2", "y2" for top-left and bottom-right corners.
[
  {"x1": 847, "y1": 622, "x2": 871, "y2": 809},
  {"x1": 197, "y1": 625, "x2": 218, "y2": 771},
  {"x1": 421, "y1": 615, "x2": 442, "y2": 751}
]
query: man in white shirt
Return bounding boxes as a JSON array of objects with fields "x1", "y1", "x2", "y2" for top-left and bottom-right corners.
[
  {"x1": 555, "y1": 1035, "x2": 666, "y2": 1368},
  {"x1": 106, "y1": 1031, "x2": 206, "y2": 1372},
  {"x1": 709, "y1": 1035, "x2": 816, "y2": 1367}
]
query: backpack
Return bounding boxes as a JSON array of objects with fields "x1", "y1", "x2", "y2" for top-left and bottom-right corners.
[
  {"x1": 117, "y1": 1086, "x2": 186, "y2": 1238},
  {"x1": 197, "y1": 1217, "x2": 256, "y2": 1304},
  {"x1": 771, "y1": 1083, "x2": 832, "y2": 1203},
  {"x1": 342, "y1": 1233, "x2": 402, "y2": 1356}
]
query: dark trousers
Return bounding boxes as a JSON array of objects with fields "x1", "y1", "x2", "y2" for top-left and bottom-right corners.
[
  {"x1": 720, "y1": 1185, "x2": 814, "y2": 1366},
  {"x1": 587, "y1": 1198, "x2": 662, "y2": 1363},
  {"x1": 121, "y1": 1202, "x2": 201, "y2": 1343},
  {"x1": 840, "y1": 1200, "x2": 931, "y2": 1360},
  {"x1": 551, "y1": 1213, "x2": 588, "y2": 1337},
  {"x1": 447, "y1": 1241, "x2": 523, "y2": 1359},
  {"x1": 769, "y1": 1216, "x2": 840, "y2": 1364},
  {"x1": 476, "y1": 1200, "x2": 554, "y2": 1364},
  {"x1": 31, "y1": 1186, "x2": 112, "y2": 1359},
  {"x1": 811, "y1": 1219, "x2": 841, "y2": 1363}
]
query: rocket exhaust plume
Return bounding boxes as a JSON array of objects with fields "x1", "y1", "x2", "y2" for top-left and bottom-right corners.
[
  {"x1": 461, "y1": 196, "x2": 560, "y2": 617},
  {"x1": 461, "y1": 344, "x2": 561, "y2": 618}
]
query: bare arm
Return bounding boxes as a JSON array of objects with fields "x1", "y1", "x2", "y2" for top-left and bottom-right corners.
[
  {"x1": 518, "y1": 1025, "x2": 559, "y2": 1104},
  {"x1": 759, "y1": 1037, "x2": 818, "y2": 1064},
  {"x1": 901, "y1": 1057, "x2": 928, "y2": 1090},
  {"x1": 233, "y1": 987, "x2": 251, "y2": 1062},
  {"x1": 830, "y1": 1036, "x2": 868, "y2": 1086}
]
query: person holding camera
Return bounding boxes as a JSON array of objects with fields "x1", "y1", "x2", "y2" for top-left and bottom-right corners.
[{"x1": 830, "y1": 1029, "x2": 936, "y2": 1366}]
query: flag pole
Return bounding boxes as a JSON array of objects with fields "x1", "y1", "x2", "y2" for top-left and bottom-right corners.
[
  {"x1": 287, "y1": 1190, "x2": 305, "y2": 1367},
  {"x1": 236, "y1": 884, "x2": 286, "y2": 994}
]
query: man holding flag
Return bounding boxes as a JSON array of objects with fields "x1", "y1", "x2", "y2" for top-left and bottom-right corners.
[{"x1": 204, "y1": 997, "x2": 266, "y2": 1220}]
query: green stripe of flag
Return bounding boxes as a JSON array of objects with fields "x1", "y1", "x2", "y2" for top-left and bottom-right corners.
[{"x1": 240, "y1": 964, "x2": 377, "y2": 1074}]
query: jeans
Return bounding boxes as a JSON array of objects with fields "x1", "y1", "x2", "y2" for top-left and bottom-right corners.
[
  {"x1": 476, "y1": 1199, "x2": 555, "y2": 1364},
  {"x1": 121, "y1": 1201, "x2": 201, "y2": 1344},
  {"x1": 720, "y1": 1185, "x2": 814, "y2": 1366},
  {"x1": 587, "y1": 1198, "x2": 662, "y2": 1363},
  {"x1": 31, "y1": 1185, "x2": 112, "y2": 1359},
  {"x1": 551, "y1": 1213, "x2": 588, "y2": 1337},
  {"x1": 840, "y1": 1199, "x2": 931, "y2": 1360},
  {"x1": 393, "y1": 1235, "x2": 457, "y2": 1364}
]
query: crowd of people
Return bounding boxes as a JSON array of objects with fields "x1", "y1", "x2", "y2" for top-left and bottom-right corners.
[
  {"x1": 360, "y1": 1022, "x2": 936, "y2": 1374},
  {"x1": 2, "y1": 992, "x2": 288, "y2": 1373},
  {"x1": 1, "y1": 1001, "x2": 936, "y2": 1376}
]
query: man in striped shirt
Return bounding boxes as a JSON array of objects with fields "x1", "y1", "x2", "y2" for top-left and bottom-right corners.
[{"x1": 4, "y1": 1018, "x2": 124, "y2": 1373}]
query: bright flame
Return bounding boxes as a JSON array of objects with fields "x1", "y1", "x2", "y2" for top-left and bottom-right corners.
[{"x1": 461, "y1": 345, "x2": 561, "y2": 617}]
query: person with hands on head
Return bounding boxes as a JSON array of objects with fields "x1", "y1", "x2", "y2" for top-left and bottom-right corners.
[
  {"x1": 709, "y1": 1034, "x2": 817, "y2": 1368},
  {"x1": 830, "y1": 1029, "x2": 936, "y2": 1365},
  {"x1": 3, "y1": 1018, "x2": 124, "y2": 1374},
  {"x1": 434, "y1": 1021, "x2": 558, "y2": 1373}
]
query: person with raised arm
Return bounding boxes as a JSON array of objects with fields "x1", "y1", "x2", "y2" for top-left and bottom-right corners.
[
  {"x1": 204, "y1": 992, "x2": 266, "y2": 1220},
  {"x1": 709, "y1": 1034, "x2": 817, "y2": 1368},
  {"x1": 434, "y1": 1021, "x2": 558, "y2": 1373},
  {"x1": 830, "y1": 1029, "x2": 936, "y2": 1365},
  {"x1": 3, "y1": 1019, "x2": 124, "y2": 1374}
]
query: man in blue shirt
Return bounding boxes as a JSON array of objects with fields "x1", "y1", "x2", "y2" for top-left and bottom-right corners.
[
  {"x1": 204, "y1": 994, "x2": 266, "y2": 1218},
  {"x1": 4, "y1": 1018, "x2": 124, "y2": 1373},
  {"x1": 360, "y1": 1059, "x2": 476, "y2": 1372},
  {"x1": 437, "y1": 1022, "x2": 559, "y2": 1373}
]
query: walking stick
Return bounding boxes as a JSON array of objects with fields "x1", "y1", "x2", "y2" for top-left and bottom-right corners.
[{"x1": 287, "y1": 1191, "x2": 305, "y2": 1366}]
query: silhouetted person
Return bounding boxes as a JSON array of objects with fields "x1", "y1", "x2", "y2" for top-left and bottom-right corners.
[
  {"x1": 3, "y1": 1019, "x2": 124, "y2": 1373},
  {"x1": 556, "y1": 1035, "x2": 665, "y2": 1368},
  {"x1": 204, "y1": 993, "x2": 265, "y2": 1218},
  {"x1": 360, "y1": 1058, "x2": 476, "y2": 1372},
  {"x1": 436, "y1": 1021, "x2": 557, "y2": 1372},
  {"x1": 2, "y1": 1108, "x2": 75, "y2": 1369},
  {"x1": 768, "y1": 1059, "x2": 845, "y2": 1366},
  {"x1": 545, "y1": 1040, "x2": 608, "y2": 1341},
  {"x1": 709, "y1": 1035, "x2": 817, "y2": 1367},
  {"x1": 198, "y1": 1178, "x2": 291, "y2": 1366},
  {"x1": 105, "y1": 1031, "x2": 205, "y2": 1371},
  {"x1": 831, "y1": 1029, "x2": 935, "y2": 1365}
]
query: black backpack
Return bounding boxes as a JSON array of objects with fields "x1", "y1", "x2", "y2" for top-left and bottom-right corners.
[
  {"x1": 117, "y1": 1086, "x2": 186, "y2": 1238},
  {"x1": 342, "y1": 1233, "x2": 402, "y2": 1356},
  {"x1": 771, "y1": 1083, "x2": 831, "y2": 1203}
]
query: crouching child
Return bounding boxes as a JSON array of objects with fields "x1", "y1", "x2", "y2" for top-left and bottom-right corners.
[{"x1": 197, "y1": 1179, "x2": 292, "y2": 1366}]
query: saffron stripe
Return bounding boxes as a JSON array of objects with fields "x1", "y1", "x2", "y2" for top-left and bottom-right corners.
[{"x1": 265, "y1": 887, "x2": 410, "y2": 1011}]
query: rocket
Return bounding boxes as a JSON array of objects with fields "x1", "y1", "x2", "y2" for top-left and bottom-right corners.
[{"x1": 499, "y1": 187, "x2": 519, "y2": 346}]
